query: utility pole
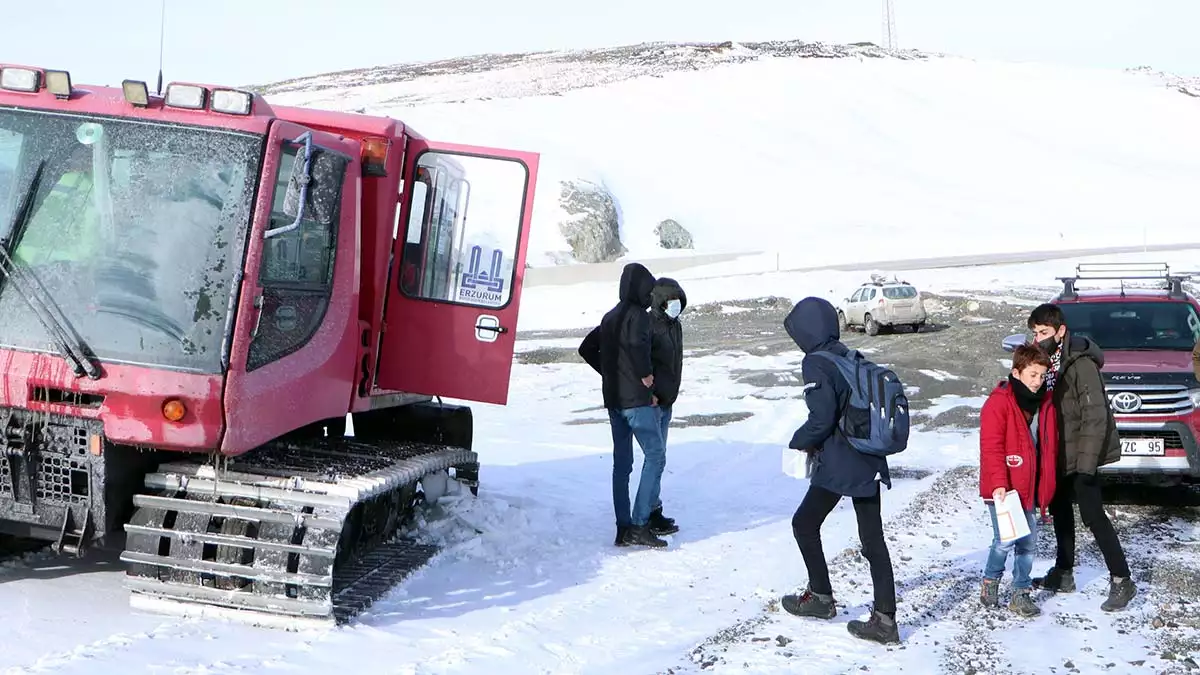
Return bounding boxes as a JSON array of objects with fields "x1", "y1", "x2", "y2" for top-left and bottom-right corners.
[{"x1": 882, "y1": 0, "x2": 897, "y2": 51}]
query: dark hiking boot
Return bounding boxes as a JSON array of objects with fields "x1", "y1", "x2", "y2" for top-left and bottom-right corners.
[
  {"x1": 1031, "y1": 567, "x2": 1076, "y2": 593},
  {"x1": 847, "y1": 610, "x2": 901, "y2": 645},
  {"x1": 1008, "y1": 589, "x2": 1041, "y2": 618},
  {"x1": 622, "y1": 524, "x2": 668, "y2": 548},
  {"x1": 649, "y1": 508, "x2": 679, "y2": 535},
  {"x1": 614, "y1": 525, "x2": 631, "y2": 547},
  {"x1": 1101, "y1": 577, "x2": 1137, "y2": 612},
  {"x1": 979, "y1": 578, "x2": 1000, "y2": 608},
  {"x1": 781, "y1": 589, "x2": 837, "y2": 619}
]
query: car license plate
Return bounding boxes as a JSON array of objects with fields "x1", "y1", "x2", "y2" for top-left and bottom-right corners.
[{"x1": 1121, "y1": 438, "x2": 1165, "y2": 456}]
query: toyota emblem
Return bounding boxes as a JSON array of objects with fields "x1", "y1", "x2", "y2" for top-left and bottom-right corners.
[{"x1": 1110, "y1": 392, "x2": 1143, "y2": 413}]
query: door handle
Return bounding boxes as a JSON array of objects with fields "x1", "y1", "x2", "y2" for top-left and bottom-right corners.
[
  {"x1": 251, "y1": 295, "x2": 264, "y2": 338},
  {"x1": 475, "y1": 323, "x2": 508, "y2": 334}
]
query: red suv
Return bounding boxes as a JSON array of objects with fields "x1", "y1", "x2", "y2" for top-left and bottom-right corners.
[{"x1": 1002, "y1": 263, "x2": 1200, "y2": 485}]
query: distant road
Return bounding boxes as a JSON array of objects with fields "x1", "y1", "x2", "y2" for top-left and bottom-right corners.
[
  {"x1": 525, "y1": 242, "x2": 1200, "y2": 287},
  {"x1": 524, "y1": 252, "x2": 747, "y2": 286}
]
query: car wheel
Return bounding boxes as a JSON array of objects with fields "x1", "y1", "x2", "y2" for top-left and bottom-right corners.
[
  {"x1": 911, "y1": 322, "x2": 924, "y2": 333},
  {"x1": 837, "y1": 311, "x2": 848, "y2": 332},
  {"x1": 864, "y1": 314, "x2": 880, "y2": 336}
]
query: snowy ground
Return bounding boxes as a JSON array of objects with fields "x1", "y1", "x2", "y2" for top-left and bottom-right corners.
[
  {"x1": 5, "y1": 250, "x2": 1200, "y2": 673},
  {"x1": 264, "y1": 42, "x2": 1200, "y2": 266}
]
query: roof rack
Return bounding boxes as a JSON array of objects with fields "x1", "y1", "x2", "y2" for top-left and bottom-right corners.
[
  {"x1": 1056, "y1": 262, "x2": 1186, "y2": 301},
  {"x1": 866, "y1": 273, "x2": 912, "y2": 286}
]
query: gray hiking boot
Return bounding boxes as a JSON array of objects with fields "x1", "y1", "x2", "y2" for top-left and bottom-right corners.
[
  {"x1": 979, "y1": 578, "x2": 1000, "y2": 608},
  {"x1": 1031, "y1": 566, "x2": 1076, "y2": 593},
  {"x1": 781, "y1": 588, "x2": 837, "y2": 619},
  {"x1": 1008, "y1": 589, "x2": 1041, "y2": 618},
  {"x1": 1101, "y1": 577, "x2": 1137, "y2": 612},
  {"x1": 847, "y1": 610, "x2": 901, "y2": 645}
]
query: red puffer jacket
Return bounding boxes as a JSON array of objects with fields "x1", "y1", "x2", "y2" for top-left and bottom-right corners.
[{"x1": 978, "y1": 380, "x2": 1058, "y2": 513}]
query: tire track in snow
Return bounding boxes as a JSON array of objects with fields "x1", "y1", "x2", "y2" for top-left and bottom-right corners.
[{"x1": 1, "y1": 622, "x2": 214, "y2": 675}]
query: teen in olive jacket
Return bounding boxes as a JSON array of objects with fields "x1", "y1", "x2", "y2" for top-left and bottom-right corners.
[{"x1": 1027, "y1": 303, "x2": 1134, "y2": 613}]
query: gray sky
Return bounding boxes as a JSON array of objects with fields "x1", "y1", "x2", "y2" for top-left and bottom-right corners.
[{"x1": 3, "y1": 0, "x2": 1196, "y2": 88}]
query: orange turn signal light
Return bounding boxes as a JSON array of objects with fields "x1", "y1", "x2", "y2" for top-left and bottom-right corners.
[
  {"x1": 361, "y1": 136, "x2": 389, "y2": 177},
  {"x1": 162, "y1": 398, "x2": 186, "y2": 422}
]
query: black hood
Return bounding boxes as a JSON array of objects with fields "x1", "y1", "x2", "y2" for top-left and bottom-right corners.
[
  {"x1": 1064, "y1": 333, "x2": 1105, "y2": 369},
  {"x1": 618, "y1": 263, "x2": 656, "y2": 309},
  {"x1": 650, "y1": 277, "x2": 687, "y2": 317},
  {"x1": 785, "y1": 296, "x2": 841, "y2": 353}
]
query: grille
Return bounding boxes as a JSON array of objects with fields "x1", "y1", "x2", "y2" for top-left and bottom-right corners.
[
  {"x1": 1106, "y1": 384, "x2": 1194, "y2": 416},
  {"x1": 0, "y1": 417, "x2": 94, "y2": 504}
]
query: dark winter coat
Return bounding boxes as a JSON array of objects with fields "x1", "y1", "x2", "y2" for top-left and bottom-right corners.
[
  {"x1": 649, "y1": 277, "x2": 687, "y2": 408},
  {"x1": 785, "y1": 296, "x2": 892, "y2": 498},
  {"x1": 1192, "y1": 339, "x2": 1200, "y2": 382},
  {"x1": 979, "y1": 380, "x2": 1058, "y2": 512},
  {"x1": 578, "y1": 263, "x2": 657, "y2": 410},
  {"x1": 1052, "y1": 334, "x2": 1121, "y2": 475}
]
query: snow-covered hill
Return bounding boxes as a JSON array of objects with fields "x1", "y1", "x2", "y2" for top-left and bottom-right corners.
[{"x1": 261, "y1": 41, "x2": 1200, "y2": 268}]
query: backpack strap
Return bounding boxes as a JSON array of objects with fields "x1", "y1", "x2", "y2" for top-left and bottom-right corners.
[{"x1": 804, "y1": 349, "x2": 852, "y2": 438}]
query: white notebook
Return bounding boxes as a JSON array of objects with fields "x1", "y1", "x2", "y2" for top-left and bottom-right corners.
[
  {"x1": 782, "y1": 448, "x2": 815, "y2": 479},
  {"x1": 994, "y1": 490, "x2": 1031, "y2": 543}
]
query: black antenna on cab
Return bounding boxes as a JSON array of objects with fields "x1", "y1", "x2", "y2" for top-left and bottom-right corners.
[{"x1": 156, "y1": 0, "x2": 166, "y2": 95}]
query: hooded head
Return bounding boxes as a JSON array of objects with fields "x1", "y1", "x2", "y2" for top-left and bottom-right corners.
[
  {"x1": 784, "y1": 296, "x2": 840, "y2": 353},
  {"x1": 1064, "y1": 333, "x2": 1105, "y2": 369},
  {"x1": 618, "y1": 262, "x2": 656, "y2": 309},
  {"x1": 650, "y1": 277, "x2": 688, "y2": 319}
]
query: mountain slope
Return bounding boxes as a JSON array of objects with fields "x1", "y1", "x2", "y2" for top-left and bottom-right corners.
[{"x1": 263, "y1": 41, "x2": 1200, "y2": 267}]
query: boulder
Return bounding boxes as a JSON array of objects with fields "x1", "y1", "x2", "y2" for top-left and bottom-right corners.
[
  {"x1": 655, "y1": 219, "x2": 694, "y2": 249},
  {"x1": 558, "y1": 179, "x2": 626, "y2": 263}
]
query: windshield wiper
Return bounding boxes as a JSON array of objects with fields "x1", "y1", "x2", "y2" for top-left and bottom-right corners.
[{"x1": 0, "y1": 161, "x2": 100, "y2": 379}]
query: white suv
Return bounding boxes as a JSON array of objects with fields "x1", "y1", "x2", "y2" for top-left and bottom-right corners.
[{"x1": 837, "y1": 279, "x2": 928, "y2": 336}]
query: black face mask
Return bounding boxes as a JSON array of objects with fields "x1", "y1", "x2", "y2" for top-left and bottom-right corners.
[{"x1": 1036, "y1": 336, "x2": 1059, "y2": 354}]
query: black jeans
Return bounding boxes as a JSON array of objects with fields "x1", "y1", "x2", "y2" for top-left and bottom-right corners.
[
  {"x1": 1049, "y1": 472, "x2": 1131, "y2": 578},
  {"x1": 792, "y1": 484, "x2": 896, "y2": 614}
]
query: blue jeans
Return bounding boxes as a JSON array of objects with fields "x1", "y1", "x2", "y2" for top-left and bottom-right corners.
[
  {"x1": 608, "y1": 406, "x2": 667, "y2": 527},
  {"x1": 653, "y1": 406, "x2": 672, "y2": 513},
  {"x1": 983, "y1": 503, "x2": 1039, "y2": 589}
]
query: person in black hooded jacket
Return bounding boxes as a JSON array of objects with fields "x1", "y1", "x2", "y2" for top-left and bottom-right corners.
[
  {"x1": 579, "y1": 263, "x2": 669, "y2": 548},
  {"x1": 644, "y1": 277, "x2": 688, "y2": 535},
  {"x1": 779, "y1": 296, "x2": 900, "y2": 645}
]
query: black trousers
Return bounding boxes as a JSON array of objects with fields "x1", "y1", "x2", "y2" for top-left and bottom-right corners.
[
  {"x1": 1049, "y1": 472, "x2": 1131, "y2": 578},
  {"x1": 792, "y1": 484, "x2": 897, "y2": 614}
]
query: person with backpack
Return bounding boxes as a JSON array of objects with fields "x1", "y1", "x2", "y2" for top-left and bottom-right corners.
[
  {"x1": 779, "y1": 296, "x2": 905, "y2": 645},
  {"x1": 644, "y1": 277, "x2": 687, "y2": 536},
  {"x1": 578, "y1": 262, "x2": 669, "y2": 549},
  {"x1": 978, "y1": 344, "x2": 1058, "y2": 617},
  {"x1": 1026, "y1": 303, "x2": 1136, "y2": 611}
]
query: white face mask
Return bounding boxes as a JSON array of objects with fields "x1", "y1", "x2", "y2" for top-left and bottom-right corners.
[{"x1": 665, "y1": 298, "x2": 682, "y2": 319}]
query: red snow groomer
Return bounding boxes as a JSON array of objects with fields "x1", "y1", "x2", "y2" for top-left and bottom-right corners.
[{"x1": 0, "y1": 63, "x2": 539, "y2": 628}]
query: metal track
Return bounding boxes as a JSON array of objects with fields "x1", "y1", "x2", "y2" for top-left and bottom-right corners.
[{"x1": 120, "y1": 438, "x2": 475, "y2": 628}]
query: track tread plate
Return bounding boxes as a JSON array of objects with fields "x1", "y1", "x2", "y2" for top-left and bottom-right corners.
[{"x1": 123, "y1": 441, "x2": 469, "y2": 627}]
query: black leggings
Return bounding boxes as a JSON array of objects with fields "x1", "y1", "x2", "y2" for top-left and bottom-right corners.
[
  {"x1": 1049, "y1": 472, "x2": 1131, "y2": 578},
  {"x1": 792, "y1": 484, "x2": 896, "y2": 614}
]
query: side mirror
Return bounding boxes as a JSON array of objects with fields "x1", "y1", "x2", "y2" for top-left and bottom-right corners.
[
  {"x1": 281, "y1": 145, "x2": 311, "y2": 221},
  {"x1": 270, "y1": 132, "x2": 347, "y2": 238},
  {"x1": 1001, "y1": 333, "x2": 1027, "y2": 353}
]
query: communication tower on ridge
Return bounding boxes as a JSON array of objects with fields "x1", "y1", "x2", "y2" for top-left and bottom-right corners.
[{"x1": 882, "y1": 0, "x2": 898, "y2": 51}]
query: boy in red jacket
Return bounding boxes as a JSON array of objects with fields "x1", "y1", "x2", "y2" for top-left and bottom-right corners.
[{"x1": 978, "y1": 344, "x2": 1058, "y2": 617}]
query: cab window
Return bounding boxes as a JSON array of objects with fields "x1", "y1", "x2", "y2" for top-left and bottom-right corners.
[
  {"x1": 247, "y1": 144, "x2": 347, "y2": 370},
  {"x1": 398, "y1": 151, "x2": 527, "y2": 309}
]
